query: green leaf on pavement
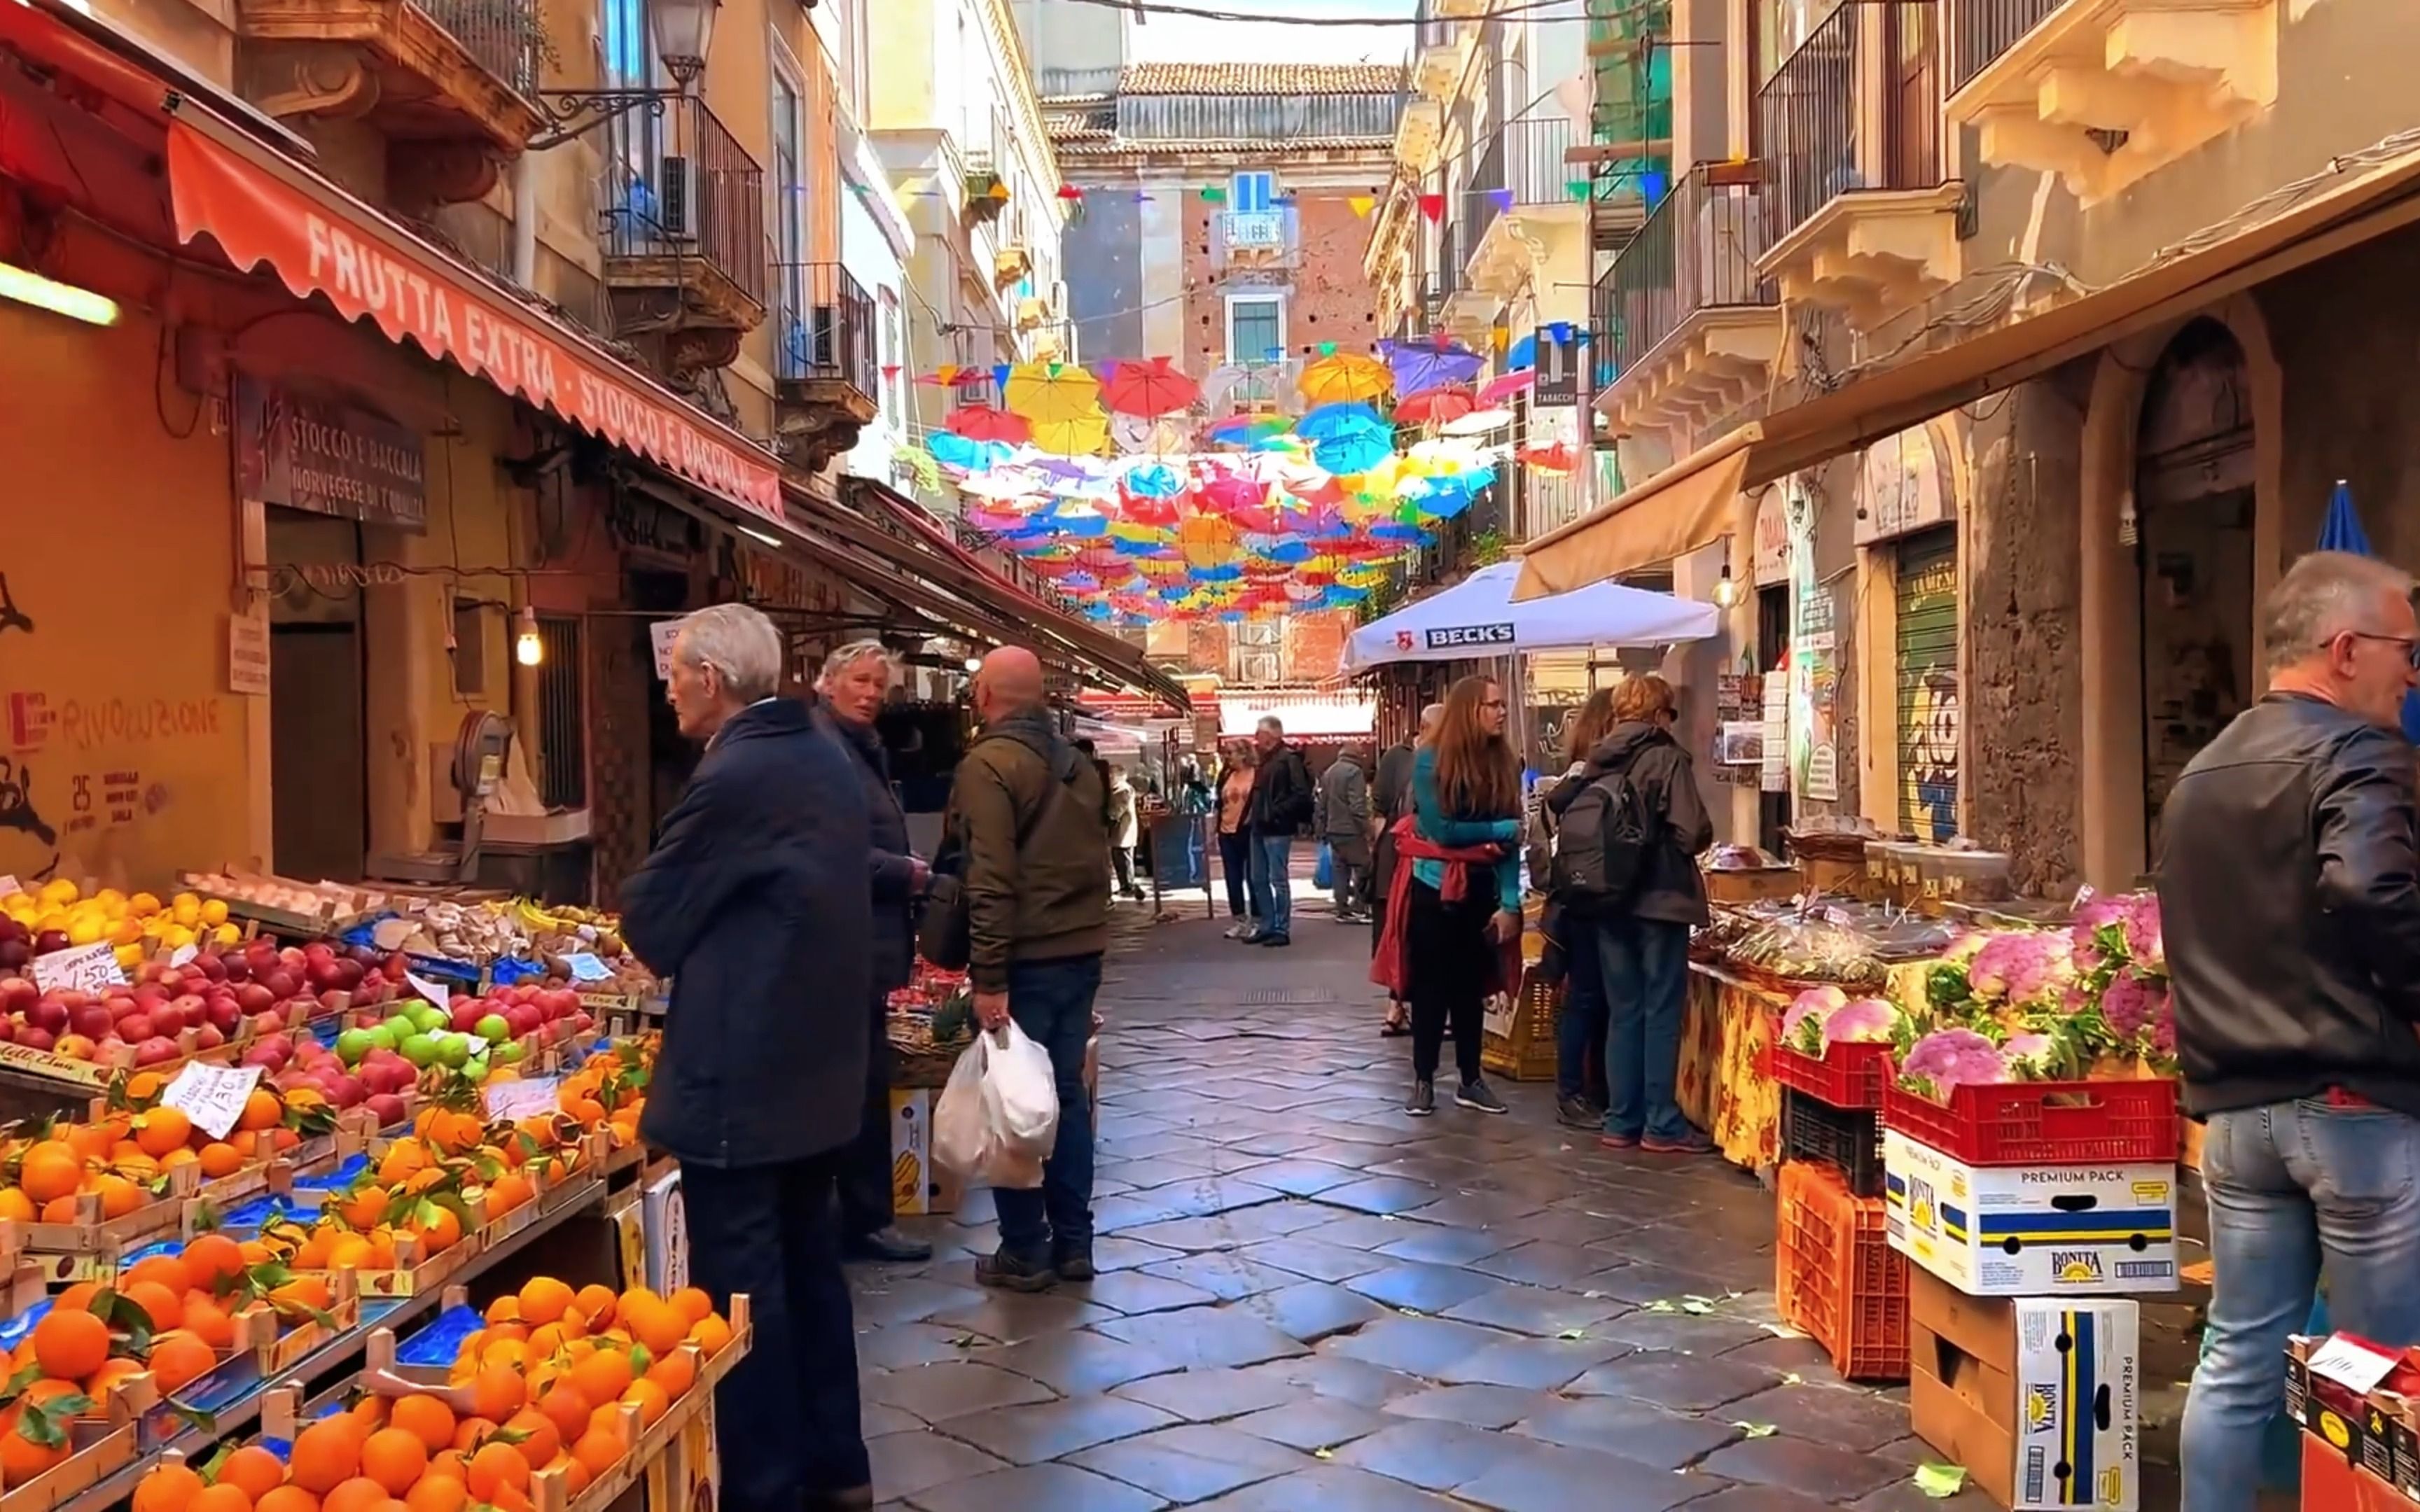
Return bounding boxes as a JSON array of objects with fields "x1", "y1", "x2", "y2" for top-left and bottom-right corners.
[
  {"x1": 1555, "y1": 1329, "x2": 1587, "y2": 1341},
  {"x1": 1643, "y1": 1299, "x2": 1676, "y2": 1313},
  {"x1": 1681, "y1": 1299, "x2": 1713, "y2": 1315},
  {"x1": 1313, "y1": 1448, "x2": 1334, "y2": 1461},
  {"x1": 1732, "y1": 1422, "x2": 1776, "y2": 1438},
  {"x1": 1914, "y1": 1463, "x2": 1968, "y2": 1498}
]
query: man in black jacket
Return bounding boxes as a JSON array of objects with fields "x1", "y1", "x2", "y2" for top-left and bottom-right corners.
[
  {"x1": 1243, "y1": 715, "x2": 1314, "y2": 946},
  {"x1": 2162, "y1": 551, "x2": 2420, "y2": 1512},
  {"x1": 814, "y1": 640, "x2": 933, "y2": 1266},
  {"x1": 623, "y1": 604, "x2": 873, "y2": 1512}
]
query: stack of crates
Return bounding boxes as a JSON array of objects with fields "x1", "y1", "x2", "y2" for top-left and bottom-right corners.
[{"x1": 1772, "y1": 1038, "x2": 1905, "y2": 1380}]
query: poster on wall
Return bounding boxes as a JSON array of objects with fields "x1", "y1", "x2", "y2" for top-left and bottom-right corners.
[
  {"x1": 1760, "y1": 671, "x2": 1789, "y2": 793},
  {"x1": 234, "y1": 376, "x2": 428, "y2": 531},
  {"x1": 1785, "y1": 484, "x2": 1842, "y2": 804}
]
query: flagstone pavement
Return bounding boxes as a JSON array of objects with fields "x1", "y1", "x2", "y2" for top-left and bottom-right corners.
[{"x1": 852, "y1": 890, "x2": 2194, "y2": 1511}]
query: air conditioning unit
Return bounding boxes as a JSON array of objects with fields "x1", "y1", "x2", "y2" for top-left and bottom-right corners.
[{"x1": 656, "y1": 154, "x2": 696, "y2": 241}]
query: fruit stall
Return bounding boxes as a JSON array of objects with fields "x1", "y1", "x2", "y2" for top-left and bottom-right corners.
[{"x1": 0, "y1": 875, "x2": 721, "y2": 1512}]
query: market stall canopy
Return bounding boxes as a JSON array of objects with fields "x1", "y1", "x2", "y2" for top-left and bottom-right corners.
[
  {"x1": 1515, "y1": 139, "x2": 2420, "y2": 601},
  {"x1": 1344, "y1": 561, "x2": 1718, "y2": 671},
  {"x1": 1217, "y1": 692, "x2": 1375, "y2": 741}
]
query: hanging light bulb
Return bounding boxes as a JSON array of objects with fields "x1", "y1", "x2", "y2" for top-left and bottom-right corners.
[
  {"x1": 963, "y1": 656, "x2": 983, "y2": 673},
  {"x1": 1712, "y1": 563, "x2": 1743, "y2": 609},
  {"x1": 515, "y1": 608, "x2": 544, "y2": 667}
]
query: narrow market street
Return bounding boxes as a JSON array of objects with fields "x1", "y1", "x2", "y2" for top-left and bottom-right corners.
[{"x1": 850, "y1": 886, "x2": 2186, "y2": 1511}]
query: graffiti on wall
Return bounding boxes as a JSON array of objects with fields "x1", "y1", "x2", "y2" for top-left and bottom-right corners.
[{"x1": 1899, "y1": 551, "x2": 1961, "y2": 842}]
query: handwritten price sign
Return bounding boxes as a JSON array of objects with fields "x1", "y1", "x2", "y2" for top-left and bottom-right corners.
[
  {"x1": 32, "y1": 942, "x2": 127, "y2": 996},
  {"x1": 162, "y1": 1061, "x2": 265, "y2": 1140},
  {"x1": 562, "y1": 953, "x2": 614, "y2": 983},
  {"x1": 484, "y1": 1076, "x2": 562, "y2": 1123},
  {"x1": 405, "y1": 973, "x2": 452, "y2": 1009}
]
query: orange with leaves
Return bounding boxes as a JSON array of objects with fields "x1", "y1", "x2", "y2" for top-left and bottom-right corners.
[{"x1": 31, "y1": 1308, "x2": 109, "y2": 1380}]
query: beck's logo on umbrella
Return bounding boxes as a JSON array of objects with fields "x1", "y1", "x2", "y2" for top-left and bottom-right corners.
[{"x1": 1425, "y1": 623, "x2": 1515, "y2": 649}]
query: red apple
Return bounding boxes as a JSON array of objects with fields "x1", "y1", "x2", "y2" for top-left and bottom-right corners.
[
  {"x1": 68, "y1": 1004, "x2": 112, "y2": 1040},
  {"x1": 235, "y1": 983, "x2": 275, "y2": 1014},
  {"x1": 0, "y1": 977, "x2": 36, "y2": 1016},
  {"x1": 26, "y1": 998, "x2": 67, "y2": 1034},
  {"x1": 25, "y1": 1028, "x2": 65, "y2": 1054},
  {"x1": 134, "y1": 1037, "x2": 178, "y2": 1066},
  {"x1": 117, "y1": 1014, "x2": 154, "y2": 1042},
  {"x1": 33, "y1": 930, "x2": 69, "y2": 955},
  {"x1": 193, "y1": 1024, "x2": 225, "y2": 1050}
]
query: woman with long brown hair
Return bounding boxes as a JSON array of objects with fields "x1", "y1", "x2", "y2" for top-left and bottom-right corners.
[
  {"x1": 1544, "y1": 687, "x2": 1622, "y2": 1128},
  {"x1": 1388, "y1": 674, "x2": 1524, "y2": 1116}
]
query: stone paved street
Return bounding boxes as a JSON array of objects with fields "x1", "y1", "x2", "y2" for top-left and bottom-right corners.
[{"x1": 852, "y1": 886, "x2": 2185, "y2": 1510}]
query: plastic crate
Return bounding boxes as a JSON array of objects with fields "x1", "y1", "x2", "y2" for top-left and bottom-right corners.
[
  {"x1": 1772, "y1": 1040, "x2": 1892, "y2": 1110},
  {"x1": 1782, "y1": 1088, "x2": 1884, "y2": 1198},
  {"x1": 1481, "y1": 969, "x2": 1561, "y2": 1083},
  {"x1": 1776, "y1": 1160, "x2": 1908, "y2": 1382},
  {"x1": 1880, "y1": 1076, "x2": 2179, "y2": 1166}
]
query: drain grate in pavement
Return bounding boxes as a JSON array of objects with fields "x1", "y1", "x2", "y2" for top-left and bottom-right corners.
[{"x1": 1241, "y1": 988, "x2": 1338, "y2": 1005}]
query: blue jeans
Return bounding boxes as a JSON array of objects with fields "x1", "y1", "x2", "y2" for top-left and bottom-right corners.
[
  {"x1": 1556, "y1": 918, "x2": 1608, "y2": 1102},
  {"x1": 2183, "y1": 1098, "x2": 2420, "y2": 1512},
  {"x1": 1246, "y1": 832, "x2": 1293, "y2": 937},
  {"x1": 992, "y1": 954, "x2": 1104, "y2": 1264},
  {"x1": 1594, "y1": 915, "x2": 1692, "y2": 1141}
]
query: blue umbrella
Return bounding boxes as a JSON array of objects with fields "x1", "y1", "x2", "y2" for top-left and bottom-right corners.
[
  {"x1": 1312, "y1": 432, "x2": 1392, "y2": 475},
  {"x1": 1298, "y1": 402, "x2": 1388, "y2": 440},
  {"x1": 2317, "y1": 479, "x2": 2420, "y2": 741},
  {"x1": 1505, "y1": 333, "x2": 1537, "y2": 372}
]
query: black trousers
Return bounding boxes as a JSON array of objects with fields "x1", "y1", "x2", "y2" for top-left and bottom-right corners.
[
  {"x1": 1218, "y1": 829, "x2": 1252, "y2": 917},
  {"x1": 839, "y1": 993, "x2": 894, "y2": 1237},
  {"x1": 683, "y1": 1152, "x2": 870, "y2": 1506},
  {"x1": 1407, "y1": 876, "x2": 1496, "y2": 1084}
]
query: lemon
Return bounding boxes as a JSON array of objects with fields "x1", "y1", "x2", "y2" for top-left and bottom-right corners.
[
  {"x1": 0, "y1": 892, "x2": 29, "y2": 913},
  {"x1": 160, "y1": 923, "x2": 196, "y2": 951},
  {"x1": 214, "y1": 923, "x2": 241, "y2": 946},
  {"x1": 109, "y1": 918, "x2": 143, "y2": 948},
  {"x1": 127, "y1": 892, "x2": 161, "y2": 918},
  {"x1": 199, "y1": 899, "x2": 229, "y2": 927},
  {"x1": 37, "y1": 878, "x2": 77, "y2": 906},
  {"x1": 65, "y1": 915, "x2": 104, "y2": 947},
  {"x1": 92, "y1": 888, "x2": 125, "y2": 911},
  {"x1": 114, "y1": 943, "x2": 143, "y2": 971},
  {"x1": 170, "y1": 898, "x2": 201, "y2": 928}
]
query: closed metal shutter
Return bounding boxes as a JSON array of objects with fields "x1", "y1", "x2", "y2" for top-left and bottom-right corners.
[{"x1": 1895, "y1": 527, "x2": 1959, "y2": 840}]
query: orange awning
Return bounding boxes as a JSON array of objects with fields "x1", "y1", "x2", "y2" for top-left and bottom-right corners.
[
  {"x1": 163, "y1": 118, "x2": 784, "y2": 522},
  {"x1": 1514, "y1": 433, "x2": 1752, "y2": 600}
]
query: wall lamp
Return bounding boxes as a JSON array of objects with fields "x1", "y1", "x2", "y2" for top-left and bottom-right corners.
[{"x1": 527, "y1": 0, "x2": 722, "y2": 150}]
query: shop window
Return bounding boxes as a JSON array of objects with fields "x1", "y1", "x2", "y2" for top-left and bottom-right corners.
[{"x1": 536, "y1": 615, "x2": 587, "y2": 808}]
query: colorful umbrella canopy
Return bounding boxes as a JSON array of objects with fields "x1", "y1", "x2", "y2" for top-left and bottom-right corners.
[
  {"x1": 1003, "y1": 363, "x2": 1103, "y2": 424},
  {"x1": 1442, "y1": 407, "x2": 1516, "y2": 436},
  {"x1": 1029, "y1": 414, "x2": 1111, "y2": 457},
  {"x1": 1395, "y1": 386, "x2": 1477, "y2": 426},
  {"x1": 1298, "y1": 351, "x2": 1392, "y2": 406},
  {"x1": 1384, "y1": 339, "x2": 1484, "y2": 393},
  {"x1": 1478, "y1": 370, "x2": 1535, "y2": 405},
  {"x1": 945, "y1": 405, "x2": 1030, "y2": 444},
  {"x1": 1520, "y1": 441, "x2": 1579, "y2": 473},
  {"x1": 1297, "y1": 402, "x2": 1389, "y2": 440},
  {"x1": 1101, "y1": 357, "x2": 1200, "y2": 418},
  {"x1": 1208, "y1": 414, "x2": 1291, "y2": 445}
]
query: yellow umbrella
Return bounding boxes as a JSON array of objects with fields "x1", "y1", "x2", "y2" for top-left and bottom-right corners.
[
  {"x1": 1003, "y1": 362, "x2": 1103, "y2": 424},
  {"x1": 1297, "y1": 351, "x2": 1391, "y2": 406},
  {"x1": 1028, "y1": 413, "x2": 1109, "y2": 456}
]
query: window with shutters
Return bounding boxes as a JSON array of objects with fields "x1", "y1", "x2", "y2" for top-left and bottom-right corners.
[
  {"x1": 1228, "y1": 296, "x2": 1286, "y2": 364},
  {"x1": 1895, "y1": 527, "x2": 1959, "y2": 841},
  {"x1": 1231, "y1": 172, "x2": 1277, "y2": 211}
]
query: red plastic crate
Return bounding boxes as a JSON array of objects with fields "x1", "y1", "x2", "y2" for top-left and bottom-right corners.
[
  {"x1": 1880, "y1": 1076, "x2": 2179, "y2": 1166},
  {"x1": 1772, "y1": 1041, "x2": 1893, "y2": 1110},
  {"x1": 1776, "y1": 1160, "x2": 1907, "y2": 1382}
]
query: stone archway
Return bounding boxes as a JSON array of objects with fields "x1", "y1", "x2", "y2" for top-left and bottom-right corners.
[{"x1": 2077, "y1": 295, "x2": 2283, "y2": 888}]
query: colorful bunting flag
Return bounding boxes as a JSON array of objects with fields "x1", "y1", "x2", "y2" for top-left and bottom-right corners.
[
  {"x1": 1199, "y1": 186, "x2": 1228, "y2": 204},
  {"x1": 1417, "y1": 192, "x2": 1445, "y2": 222},
  {"x1": 1057, "y1": 184, "x2": 1084, "y2": 200},
  {"x1": 1348, "y1": 195, "x2": 1376, "y2": 218}
]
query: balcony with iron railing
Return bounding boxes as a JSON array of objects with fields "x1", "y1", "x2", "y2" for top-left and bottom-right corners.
[
  {"x1": 1752, "y1": 0, "x2": 1961, "y2": 327},
  {"x1": 1945, "y1": 0, "x2": 2281, "y2": 202},
  {"x1": 235, "y1": 0, "x2": 546, "y2": 209},
  {"x1": 598, "y1": 95, "x2": 767, "y2": 350},
  {"x1": 1590, "y1": 164, "x2": 1782, "y2": 441},
  {"x1": 1462, "y1": 116, "x2": 1589, "y2": 297},
  {"x1": 772, "y1": 262, "x2": 879, "y2": 470}
]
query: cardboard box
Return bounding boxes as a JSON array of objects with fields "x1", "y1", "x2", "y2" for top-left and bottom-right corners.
[
  {"x1": 641, "y1": 1166, "x2": 689, "y2": 1294},
  {"x1": 1907, "y1": 1267, "x2": 2141, "y2": 1511},
  {"x1": 888, "y1": 1090, "x2": 960, "y2": 1217},
  {"x1": 2306, "y1": 1430, "x2": 2420, "y2": 1511},
  {"x1": 1884, "y1": 1129, "x2": 2177, "y2": 1296}
]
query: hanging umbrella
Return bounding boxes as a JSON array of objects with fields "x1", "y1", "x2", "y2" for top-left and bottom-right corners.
[
  {"x1": 1207, "y1": 414, "x2": 1291, "y2": 446},
  {"x1": 1312, "y1": 432, "x2": 1393, "y2": 476},
  {"x1": 1101, "y1": 356, "x2": 1200, "y2": 418},
  {"x1": 927, "y1": 433, "x2": 1013, "y2": 472},
  {"x1": 1442, "y1": 406, "x2": 1517, "y2": 436},
  {"x1": 1298, "y1": 351, "x2": 1393, "y2": 406},
  {"x1": 1396, "y1": 386, "x2": 1478, "y2": 426},
  {"x1": 1110, "y1": 413, "x2": 1192, "y2": 456},
  {"x1": 1520, "y1": 440, "x2": 1579, "y2": 474},
  {"x1": 1028, "y1": 413, "x2": 1110, "y2": 457},
  {"x1": 1504, "y1": 332, "x2": 1538, "y2": 371},
  {"x1": 1479, "y1": 370, "x2": 1535, "y2": 405},
  {"x1": 1002, "y1": 362, "x2": 1102, "y2": 423},
  {"x1": 1385, "y1": 339, "x2": 1484, "y2": 393},
  {"x1": 1298, "y1": 402, "x2": 1389, "y2": 440},
  {"x1": 2316, "y1": 479, "x2": 2420, "y2": 739},
  {"x1": 944, "y1": 405, "x2": 1030, "y2": 444}
]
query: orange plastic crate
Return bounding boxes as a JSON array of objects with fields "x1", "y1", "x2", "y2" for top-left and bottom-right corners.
[{"x1": 1776, "y1": 1159, "x2": 1908, "y2": 1382}]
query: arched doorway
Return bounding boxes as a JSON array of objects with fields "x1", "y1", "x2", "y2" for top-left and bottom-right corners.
[{"x1": 2134, "y1": 318, "x2": 2255, "y2": 853}]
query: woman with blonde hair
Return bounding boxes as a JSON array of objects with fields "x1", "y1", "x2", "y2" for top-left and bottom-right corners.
[
  {"x1": 1545, "y1": 672, "x2": 1714, "y2": 1152},
  {"x1": 1216, "y1": 743, "x2": 1259, "y2": 937},
  {"x1": 1374, "y1": 675, "x2": 1524, "y2": 1116}
]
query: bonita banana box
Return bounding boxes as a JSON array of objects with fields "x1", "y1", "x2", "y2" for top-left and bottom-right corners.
[{"x1": 1883, "y1": 1129, "x2": 2177, "y2": 1296}]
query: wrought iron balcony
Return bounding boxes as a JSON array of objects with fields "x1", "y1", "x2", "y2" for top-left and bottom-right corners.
[
  {"x1": 599, "y1": 94, "x2": 767, "y2": 349},
  {"x1": 1951, "y1": 0, "x2": 2063, "y2": 92},
  {"x1": 1591, "y1": 164, "x2": 1781, "y2": 438},
  {"x1": 774, "y1": 261, "x2": 879, "y2": 470}
]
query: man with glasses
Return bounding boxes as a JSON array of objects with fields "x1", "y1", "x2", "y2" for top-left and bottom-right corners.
[{"x1": 2163, "y1": 550, "x2": 2420, "y2": 1512}]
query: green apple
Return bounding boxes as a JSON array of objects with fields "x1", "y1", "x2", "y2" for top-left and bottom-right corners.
[
  {"x1": 401, "y1": 1033, "x2": 441, "y2": 1068},
  {"x1": 461, "y1": 1056, "x2": 490, "y2": 1084},
  {"x1": 366, "y1": 1024, "x2": 398, "y2": 1052},
  {"x1": 475, "y1": 1014, "x2": 511, "y2": 1043},
  {"x1": 411, "y1": 1004, "x2": 450, "y2": 1035},
  {"x1": 436, "y1": 1035, "x2": 473, "y2": 1069},
  {"x1": 335, "y1": 1028, "x2": 374, "y2": 1065},
  {"x1": 495, "y1": 1040, "x2": 527, "y2": 1065}
]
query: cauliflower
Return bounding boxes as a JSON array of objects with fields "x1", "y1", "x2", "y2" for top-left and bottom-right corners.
[
  {"x1": 1784, "y1": 986, "x2": 1849, "y2": 1056},
  {"x1": 1823, "y1": 997, "x2": 1903, "y2": 1046},
  {"x1": 1899, "y1": 1028, "x2": 2010, "y2": 1102},
  {"x1": 2001, "y1": 1032, "x2": 2064, "y2": 1080}
]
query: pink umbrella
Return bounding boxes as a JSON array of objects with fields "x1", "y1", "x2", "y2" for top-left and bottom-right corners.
[
  {"x1": 1479, "y1": 370, "x2": 1535, "y2": 406},
  {"x1": 1394, "y1": 386, "x2": 1477, "y2": 426}
]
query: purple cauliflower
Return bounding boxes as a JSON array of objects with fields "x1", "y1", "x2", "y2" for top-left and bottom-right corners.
[
  {"x1": 2121, "y1": 893, "x2": 2164, "y2": 974},
  {"x1": 2099, "y1": 968, "x2": 2162, "y2": 1042},
  {"x1": 2069, "y1": 893, "x2": 2129, "y2": 972},
  {"x1": 2001, "y1": 1032, "x2": 2061, "y2": 1079},
  {"x1": 1899, "y1": 1028, "x2": 2010, "y2": 1100},
  {"x1": 1784, "y1": 986, "x2": 1848, "y2": 1056},
  {"x1": 1968, "y1": 932, "x2": 2075, "y2": 1007},
  {"x1": 1823, "y1": 997, "x2": 1903, "y2": 1047}
]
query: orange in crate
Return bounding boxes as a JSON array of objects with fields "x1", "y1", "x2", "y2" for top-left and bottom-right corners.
[{"x1": 1776, "y1": 1159, "x2": 1909, "y2": 1382}]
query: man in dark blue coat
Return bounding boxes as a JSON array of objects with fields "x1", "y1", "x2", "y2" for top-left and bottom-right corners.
[
  {"x1": 814, "y1": 638, "x2": 933, "y2": 1264},
  {"x1": 623, "y1": 603, "x2": 873, "y2": 1512}
]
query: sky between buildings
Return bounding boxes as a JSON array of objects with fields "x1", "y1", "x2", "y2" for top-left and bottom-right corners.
[{"x1": 1120, "y1": 0, "x2": 1421, "y2": 66}]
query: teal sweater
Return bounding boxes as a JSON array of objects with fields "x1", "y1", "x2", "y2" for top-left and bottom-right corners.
[{"x1": 1409, "y1": 746, "x2": 1522, "y2": 913}]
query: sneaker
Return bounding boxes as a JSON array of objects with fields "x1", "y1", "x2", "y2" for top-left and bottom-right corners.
[
  {"x1": 1641, "y1": 1128, "x2": 1718, "y2": 1155},
  {"x1": 1235, "y1": 927, "x2": 1265, "y2": 943},
  {"x1": 1455, "y1": 1078, "x2": 1508, "y2": 1115},
  {"x1": 1405, "y1": 1079, "x2": 1435, "y2": 1116},
  {"x1": 1052, "y1": 1247, "x2": 1096, "y2": 1283},
  {"x1": 1599, "y1": 1131, "x2": 1641, "y2": 1150},
  {"x1": 1556, "y1": 1096, "x2": 1603, "y2": 1131},
  {"x1": 974, "y1": 1249, "x2": 1058, "y2": 1292},
  {"x1": 1257, "y1": 932, "x2": 1292, "y2": 948},
  {"x1": 843, "y1": 1226, "x2": 933, "y2": 1264}
]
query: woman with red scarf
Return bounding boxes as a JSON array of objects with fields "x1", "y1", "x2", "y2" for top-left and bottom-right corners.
[{"x1": 1372, "y1": 675, "x2": 1524, "y2": 1117}]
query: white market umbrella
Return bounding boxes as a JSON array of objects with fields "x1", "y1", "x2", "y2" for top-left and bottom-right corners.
[{"x1": 1343, "y1": 560, "x2": 1720, "y2": 670}]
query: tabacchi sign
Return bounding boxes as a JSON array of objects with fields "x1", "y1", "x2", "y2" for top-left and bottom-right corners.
[{"x1": 167, "y1": 125, "x2": 784, "y2": 522}]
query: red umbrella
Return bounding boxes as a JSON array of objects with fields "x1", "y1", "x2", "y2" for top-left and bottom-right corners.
[
  {"x1": 1394, "y1": 386, "x2": 1477, "y2": 426},
  {"x1": 1519, "y1": 441, "x2": 1580, "y2": 474},
  {"x1": 945, "y1": 405, "x2": 1030, "y2": 444},
  {"x1": 1101, "y1": 357, "x2": 1199, "y2": 418}
]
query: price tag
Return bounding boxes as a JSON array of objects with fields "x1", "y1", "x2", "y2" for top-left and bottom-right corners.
[
  {"x1": 2309, "y1": 1335, "x2": 2402, "y2": 1396},
  {"x1": 651, "y1": 618, "x2": 685, "y2": 680},
  {"x1": 405, "y1": 973, "x2": 452, "y2": 1010},
  {"x1": 562, "y1": 953, "x2": 614, "y2": 983},
  {"x1": 484, "y1": 1076, "x2": 562, "y2": 1123},
  {"x1": 162, "y1": 1061, "x2": 265, "y2": 1140},
  {"x1": 32, "y1": 941, "x2": 126, "y2": 995},
  {"x1": 168, "y1": 944, "x2": 200, "y2": 969}
]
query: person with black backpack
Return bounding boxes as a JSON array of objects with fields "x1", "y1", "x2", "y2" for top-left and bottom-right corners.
[
  {"x1": 1541, "y1": 687, "x2": 1622, "y2": 1130},
  {"x1": 1545, "y1": 673, "x2": 1715, "y2": 1154}
]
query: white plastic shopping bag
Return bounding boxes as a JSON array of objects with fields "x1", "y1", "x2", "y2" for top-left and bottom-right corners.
[{"x1": 931, "y1": 1023, "x2": 1061, "y2": 1189}]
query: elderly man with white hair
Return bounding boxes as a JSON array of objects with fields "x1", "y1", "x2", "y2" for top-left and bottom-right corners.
[
  {"x1": 622, "y1": 603, "x2": 874, "y2": 1512},
  {"x1": 812, "y1": 639, "x2": 933, "y2": 1265}
]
